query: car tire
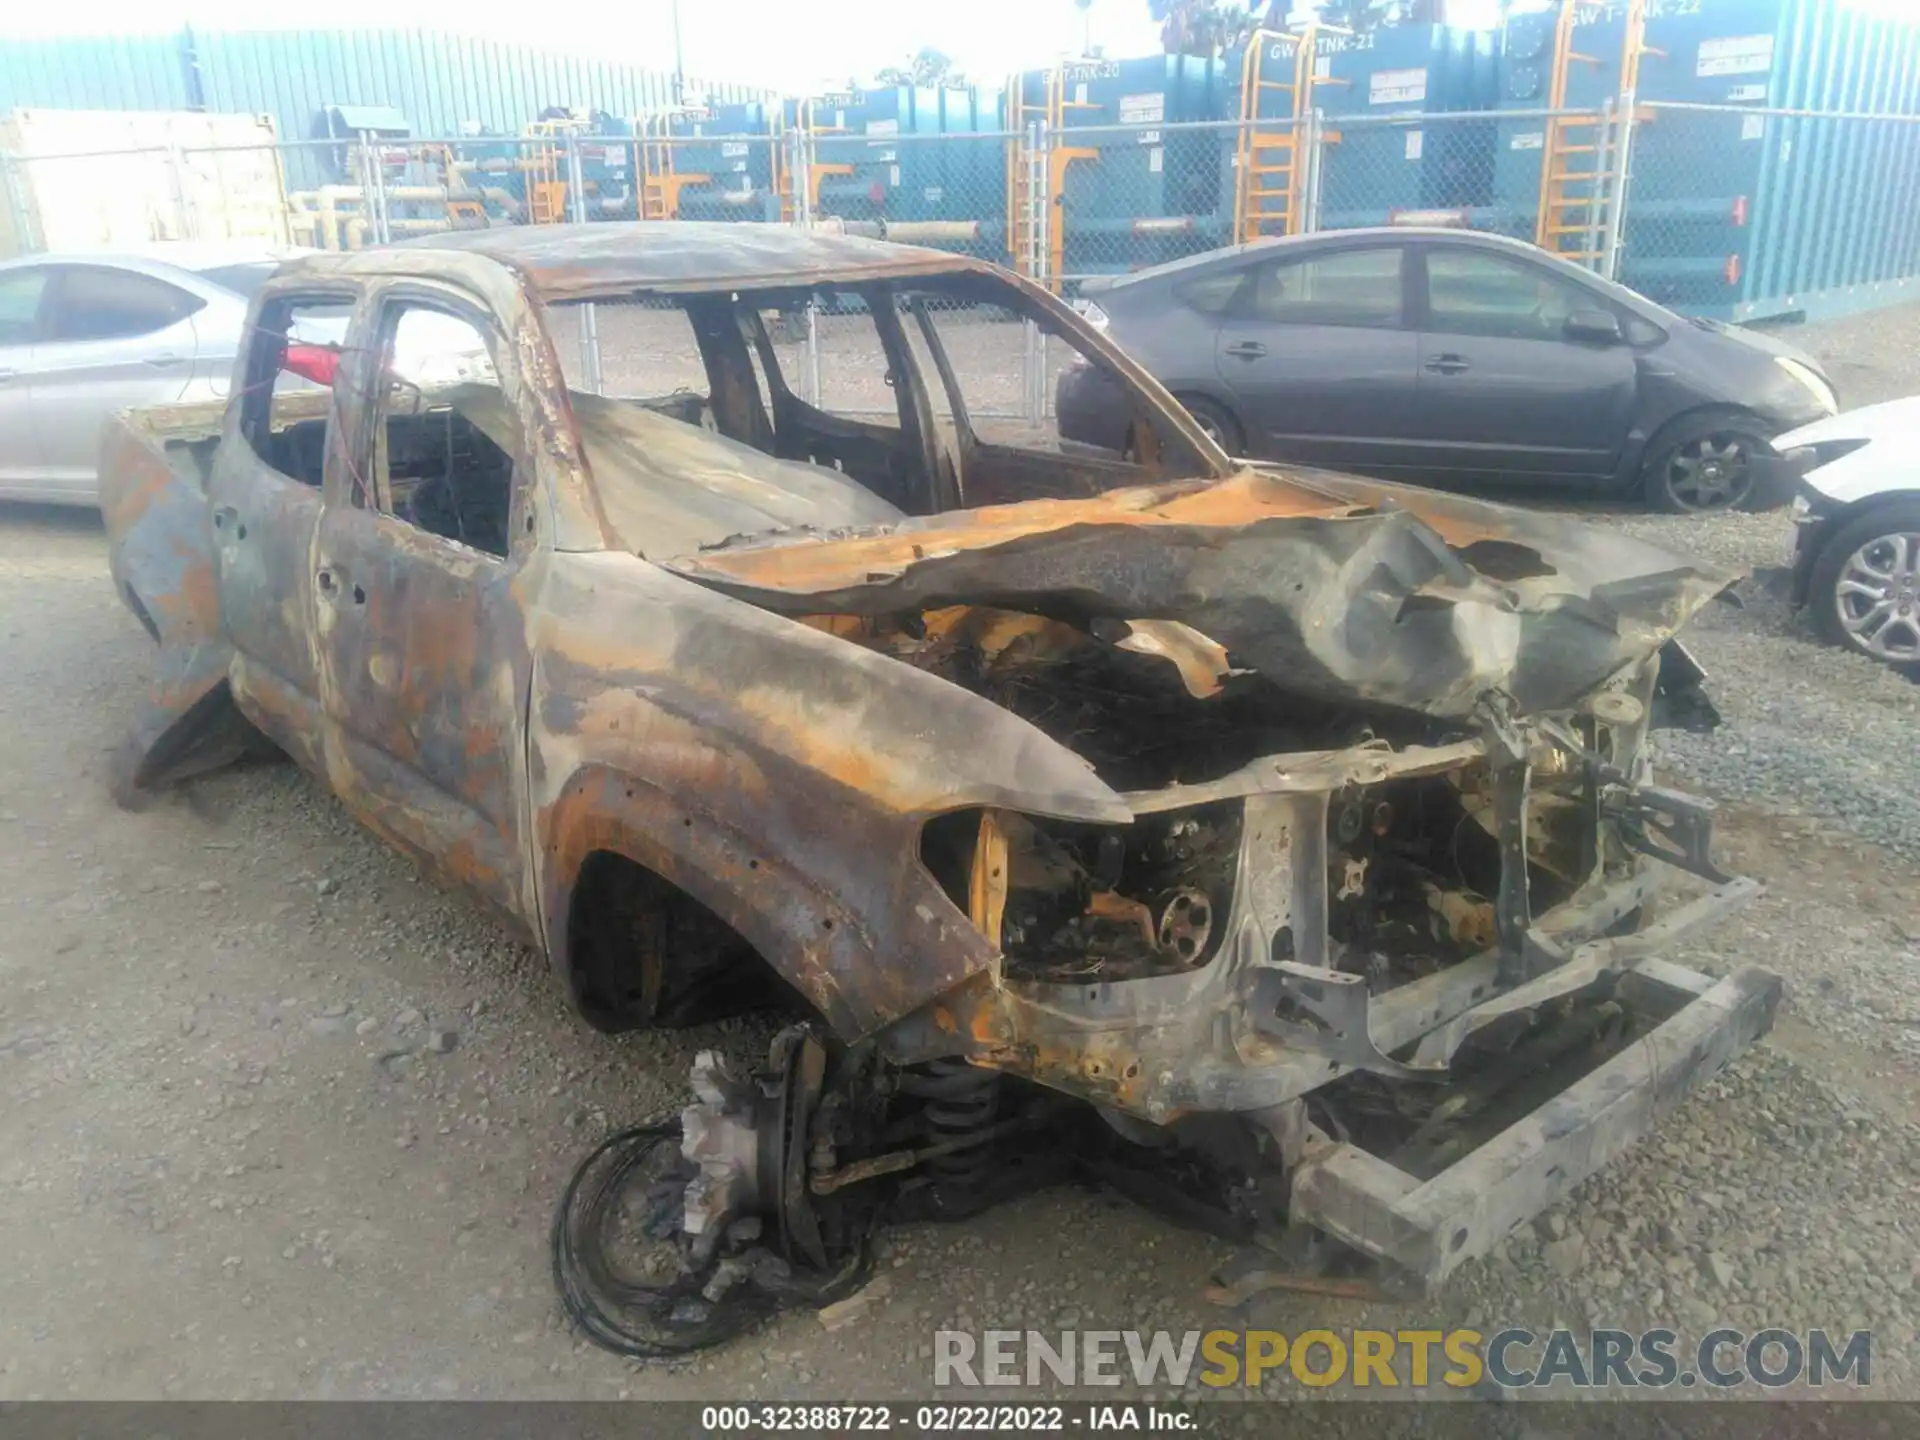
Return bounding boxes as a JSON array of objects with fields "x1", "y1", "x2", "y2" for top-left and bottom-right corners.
[
  {"x1": 1176, "y1": 395, "x2": 1246, "y2": 457},
  {"x1": 1640, "y1": 413, "x2": 1775, "y2": 514},
  {"x1": 1806, "y1": 498, "x2": 1920, "y2": 672}
]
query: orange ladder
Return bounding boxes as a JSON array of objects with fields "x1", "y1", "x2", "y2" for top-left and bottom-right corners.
[
  {"x1": 773, "y1": 99, "x2": 854, "y2": 223},
  {"x1": 1536, "y1": 0, "x2": 1654, "y2": 264},
  {"x1": 1004, "y1": 64, "x2": 1097, "y2": 285},
  {"x1": 1234, "y1": 28, "x2": 1323, "y2": 243},
  {"x1": 524, "y1": 119, "x2": 574, "y2": 224},
  {"x1": 639, "y1": 112, "x2": 710, "y2": 220},
  {"x1": 439, "y1": 146, "x2": 491, "y2": 229}
]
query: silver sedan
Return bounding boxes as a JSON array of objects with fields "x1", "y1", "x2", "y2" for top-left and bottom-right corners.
[
  {"x1": 0, "y1": 242, "x2": 305, "y2": 506},
  {"x1": 0, "y1": 241, "x2": 500, "y2": 506}
]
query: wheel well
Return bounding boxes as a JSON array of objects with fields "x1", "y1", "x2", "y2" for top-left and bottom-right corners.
[
  {"x1": 1813, "y1": 491, "x2": 1920, "y2": 536},
  {"x1": 1639, "y1": 404, "x2": 1774, "y2": 472},
  {"x1": 1806, "y1": 495, "x2": 1920, "y2": 592},
  {"x1": 563, "y1": 849, "x2": 798, "y2": 1033},
  {"x1": 1170, "y1": 391, "x2": 1244, "y2": 446},
  {"x1": 1804, "y1": 496, "x2": 1920, "y2": 663}
]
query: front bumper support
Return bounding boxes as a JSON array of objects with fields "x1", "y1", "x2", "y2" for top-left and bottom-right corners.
[{"x1": 1289, "y1": 955, "x2": 1781, "y2": 1291}]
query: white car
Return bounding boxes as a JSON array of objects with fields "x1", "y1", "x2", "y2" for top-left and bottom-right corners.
[
  {"x1": 1780, "y1": 395, "x2": 1920, "y2": 671},
  {"x1": 0, "y1": 241, "x2": 493, "y2": 507}
]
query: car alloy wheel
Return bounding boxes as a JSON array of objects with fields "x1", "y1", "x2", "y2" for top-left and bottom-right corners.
[
  {"x1": 1833, "y1": 528, "x2": 1920, "y2": 664},
  {"x1": 1665, "y1": 434, "x2": 1755, "y2": 512}
]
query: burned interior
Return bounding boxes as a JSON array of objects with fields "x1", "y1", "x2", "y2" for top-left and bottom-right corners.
[{"x1": 97, "y1": 225, "x2": 1781, "y2": 1361}]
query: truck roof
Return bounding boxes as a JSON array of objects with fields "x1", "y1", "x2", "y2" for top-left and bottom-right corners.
[{"x1": 370, "y1": 221, "x2": 994, "y2": 301}]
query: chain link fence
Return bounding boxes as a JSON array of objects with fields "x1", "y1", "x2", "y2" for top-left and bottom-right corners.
[
  {"x1": 1623, "y1": 103, "x2": 1920, "y2": 323},
  {"x1": 8, "y1": 99, "x2": 1920, "y2": 417}
]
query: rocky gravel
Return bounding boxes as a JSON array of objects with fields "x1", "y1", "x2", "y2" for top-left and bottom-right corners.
[
  {"x1": 1592, "y1": 505, "x2": 1920, "y2": 864},
  {"x1": 1, "y1": 303, "x2": 1918, "y2": 1404},
  {"x1": 1455, "y1": 1047, "x2": 1920, "y2": 1367}
]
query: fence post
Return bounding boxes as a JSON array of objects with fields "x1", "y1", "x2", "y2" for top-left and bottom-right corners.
[
  {"x1": 165, "y1": 143, "x2": 192, "y2": 240},
  {"x1": 786, "y1": 124, "x2": 822, "y2": 409},
  {"x1": 372, "y1": 136, "x2": 392, "y2": 245},
  {"x1": 1581, "y1": 99, "x2": 1617, "y2": 274},
  {"x1": 1301, "y1": 108, "x2": 1327, "y2": 236},
  {"x1": 564, "y1": 131, "x2": 604, "y2": 394},
  {"x1": 353, "y1": 138, "x2": 373, "y2": 248},
  {"x1": 1600, "y1": 93, "x2": 1637, "y2": 283},
  {"x1": 356, "y1": 135, "x2": 392, "y2": 247},
  {"x1": 1023, "y1": 117, "x2": 1049, "y2": 423}
]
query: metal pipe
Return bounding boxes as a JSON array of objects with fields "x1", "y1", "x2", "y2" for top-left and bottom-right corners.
[
  {"x1": 1645, "y1": 100, "x2": 1920, "y2": 123},
  {"x1": 479, "y1": 186, "x2": 524, "y2": 219},
  {"x1": 1601, "y1": 93, "x2": 1639, "y2": 284},
  {"x1": 288, "y1": 182, "x2": 451, "y2": 250},
  {"x1": 787, "y1": 125, "x2": 821, "y2": 410},
  {"x1": 1583, "y1": 98, "x2": 1617, "y2": 275},
  {"x1": 670, "y1": 0, "x2": 686, "y2": 106},
  {"x1": 357, "y1": 139, "x2": 385, "y2": 247},
  {"x1": 882, "y1": 219, "x2": 983, "y2": 242},
  {"x1": 1303, "y1": 107, "x2": 1327, "y2": 236},
  {"x1": 564, "y1": 133, "x2": 603, "y2": 395},
  {"x1": 165, "y1": 144, "x2": 191, "y2": 240},
  {"x1": 1024, "y1": 116, "x2": 1047, "y2": 421},
  {"x1": 317, "y1": 191, "x2": 342, "y2": 251}
]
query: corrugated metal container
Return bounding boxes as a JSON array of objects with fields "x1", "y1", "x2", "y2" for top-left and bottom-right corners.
[
  {"x1": 795, "y1": 85, "x2": 1006, "y2": 257},
  {"x1": 1019, "y1": 54, "x2": 1228, "y2": 276},
  {"x1": 1491, "y1": 4, "x2": 1622, "y2": 242},
  {"x1": 0, "y1": 108, "x2": 287, "y2": 257},
  {"x1": 650, "y1": 102, "x2": 781, "y2": 222},
  {"x1": 1497, "y1": 0, "x2": 1920, "y2": 320},
  {"x1": 0, "y1": 35, "x2": 196, "y2": 114},
  {"x1": 0, "y1": 29, "x2": 763, "y2": 192},
  {"x1": 1306, "y1": 22, "x2": 1500, "y2": 230},
  {"x1": 1608, "y1": 0, "x2": 1920, "y2": 320},
  {"x1": 1734, "y1": 0, "x2": 1920, "y2": 319}
]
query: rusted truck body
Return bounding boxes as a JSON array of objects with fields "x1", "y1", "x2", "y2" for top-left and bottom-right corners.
[{"x1": 101, "y1": 223, "x2": 1775, "y2": 1307}]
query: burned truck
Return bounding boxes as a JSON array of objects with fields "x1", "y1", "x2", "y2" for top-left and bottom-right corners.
[{"x1": 99, "y1": 223, "x2": 1776, "y2": 1351}]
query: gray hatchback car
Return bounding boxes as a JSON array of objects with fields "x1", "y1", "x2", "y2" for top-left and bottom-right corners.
[{"x1": 1055, "y1": 228, "x2": 1838, "y2": 513}]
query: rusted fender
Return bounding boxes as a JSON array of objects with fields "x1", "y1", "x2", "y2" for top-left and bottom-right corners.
[
  {"x1": 528, "y1": 552, "x2": 1129, "y2": 1041},
  {"x1": 98, "y1": 408, "x2": 251, "y2": 805}
]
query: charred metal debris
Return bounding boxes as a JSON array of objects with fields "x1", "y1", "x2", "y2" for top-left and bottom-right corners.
[{"x1": 92, "y1": 224, "x2": 1778, "y2": 1356}]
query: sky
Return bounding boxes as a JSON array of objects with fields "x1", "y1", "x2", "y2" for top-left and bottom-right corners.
[
  {"x1": 0, "y1": 0, "x2": 1171, "y2": 95},
  {"x1": 6, "y1": 0, "x2": 1917, "y2": 97}
]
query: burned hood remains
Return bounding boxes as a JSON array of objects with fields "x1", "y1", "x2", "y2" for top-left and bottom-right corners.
[{"x1": 662, "y1": 468, "x2": 1735, "y2": 720}]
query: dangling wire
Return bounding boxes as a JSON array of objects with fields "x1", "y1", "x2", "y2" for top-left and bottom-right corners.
[{"x1": 550, "y1": 1120, "x2": 779, "y2": 1358}]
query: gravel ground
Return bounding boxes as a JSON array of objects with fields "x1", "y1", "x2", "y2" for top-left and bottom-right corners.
[
  {"x1": 1, "y1": 302, "x2": 1918, "y2": 1404},
  {"x1": 1610, "y1": 507, "x2": 1920, "y2": 862}
]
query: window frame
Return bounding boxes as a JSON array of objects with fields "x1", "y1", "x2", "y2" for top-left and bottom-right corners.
[
  {"x1": 761, "y1": 285, "x2": 919, "y2": 435},
  {"x1": 899, "y1": 275, "x2": 1216, "y2": 492},
  {"x1": 347, "y1": 283, "x2": 529, "y2": 565},
  {"x1": 1172, "y1": 267, "x2": 1249, "y2": 318},
  {"x1": 235, "y1": 284, "x2": 364, "y2": 493},
  {"x1": 1225, "y1": 243, "x2": 1414, "y2": 332},
  {"x1": 1413, "y1": 242, "x2": 1626, "y2": 345},
  {"x1": 40, "y1": 263, "x2": 206, "y2": 345},
  {"x1": 0, "y1": 265, "x2": 52, "y2": 347}
]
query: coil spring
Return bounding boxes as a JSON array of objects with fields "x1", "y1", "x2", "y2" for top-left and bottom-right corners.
[{"x1": 898, "y1": 1058, "x2": 1000, "y2": 1194}]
